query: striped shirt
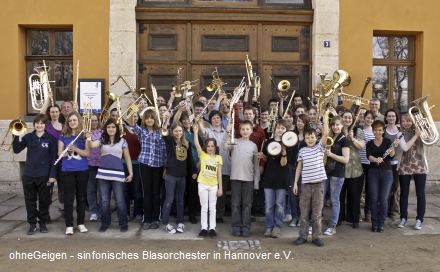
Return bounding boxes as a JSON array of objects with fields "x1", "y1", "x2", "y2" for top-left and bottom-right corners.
[
  {"x1": 132, "y1": 125, "x2": 167, "y2": 167},
  {"x1": 298, "y1": 142, "x2": 327, "y2": 183},
  {"x1": 96, "y1": 139, "x2": 128, "y2": 182},
  {"x1": 360, "y1": 129, "x2": 375, "y2": 164}
]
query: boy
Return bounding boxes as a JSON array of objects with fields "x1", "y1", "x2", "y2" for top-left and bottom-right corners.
[
  {"x1": 12, "y1": 114, "x2": 57, "y2": 235},
  {"x1": 227, "y1": 120, "x2": 260, "y2": 237},
  {"x1": 292, "y1": 114, "x2": 329, "y2": 247}
]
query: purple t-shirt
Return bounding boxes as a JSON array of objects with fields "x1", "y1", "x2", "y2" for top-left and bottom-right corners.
[
  {"x1": 88, "y1": 129, "x2": 102, "y2": 167},
  {"x1": 46, "y1": 122, "x2": 62, "y2": 140}
]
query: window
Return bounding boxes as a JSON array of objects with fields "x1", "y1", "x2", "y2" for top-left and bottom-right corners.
[
  {"x1": 26, "y1": 29, "x2": 73, "y2": 114},
  {"x1": 372, "y1": 35, "x2": 415, "y2": 113}
]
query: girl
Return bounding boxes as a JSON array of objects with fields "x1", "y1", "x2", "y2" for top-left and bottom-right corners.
[
  {"x1": 360, "y1": 110, "x2": 375, "y2": 222},
  {"x1": 58, "y1": 112, "x2": 90, "y2": 235},
  {"x1": 87, "y1": 113, "x2": 102, "y2": 221},
  {"x1": 384, "y1": 109, "x2": 401, "y2": 219},
  {"x1": 12, "y1": 114, "x2": 57, "y2": 234},
  {"x1": 161, "y1": 122, "x2": 197, "y2": 234},
  {"x1": 261, "y1": 120, "x2": 296, "y2": 238},
  {"x1": 193, "y1": 124, "x2": 223, "y2": 238},
  {"x1": 340, "y1": 110, "x2": 365, "y2": 228},
  {"x1": 89, "y1": 119, "x2": 133, "y2": 232},
  {"x1": 366, "y1": 120, "x2": 395, "y2": 233},
  {"x1": 323, "y1": 116, "x2": 350, "y2": 236},
  {"x1": 398, "y1": 114, "x2": 425, "y2": 230},
  {"x1": 131, "y1": 109, "x2": 166, "y2": 230}
]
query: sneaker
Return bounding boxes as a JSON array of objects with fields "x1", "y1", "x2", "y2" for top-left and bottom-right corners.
[
  {"x1": 27, "y1": 224, "x2": 37, "y2": 235},
  {"x1": 166, "y1": 224, "x2": 176, "y2": 234},
  {"x1": 176, "y1": 223, "x2": 185, "y2": 233},
  {"x1": 378, "y1": 226, "x2": 384, "y2": 233},
  {"x1": 39, "y1": 223, "x2": 48, "y2": 233},
  {"x1": 293, "y1": 237, "x2": 307, "y2": 246},
  {"x1": 289, "y1": 217, "x2": 299, "y2": 227},
  {"x1": 241, "y1": 228, "x2": 251, "y2": 237},
  {"x1": 271, "y1": 227, "x2": 281, "y2": 238},
  {"x1": 150, "y1": 221, "x2": 160, "y2": 229},
  {"x1": 398, "y1": 218, "x2": 407, "y2": 228},
  {"x1": 323, "y1": 226, "x2": 336, "y2": 236},
  {"x1": 264, "y1": 228, "x2": 272, "y2": 237},
  {"x1": 78, "y1": 224, "x2": 88, "y2": 233},
  {"x1": 209, "y1": 229, "x2": 217, "y2": 238},
  {"x1": 143, "y1": 222, "x2": 151, "y2": 230},
  {"x1": 136, "y1": 214, "x2": 143, "y2": 222},
  {"x1": 120, "y1": 225, "x2": 128, "y2": 232},
  {"x1": 308, "y1": 226, "x2": 312, "y2": 235},
  {"x1": 198, "y1": 229, "x2": 208, "y2": 237},
  {"x1": 312, "y1": 238, "x2": 325, "y2": 247},
  {"x1": 232, "y1": 229, "x2": 241, "y2": 237},
  {"x1": 99, "y1": 225, "x2": 108, "y2": 232},
  {"x1": 65, "y1": 227, "x2": 74, "y2": 235},
  {"x1": 89, "y1": 214, "x2": 98, "y2": 221},
  {"x1": 283, "y1": 214, "x2": 292, "y2": 223},
  {"x1": 414, "y1": 219, "x2": 423, "y2": 230}
]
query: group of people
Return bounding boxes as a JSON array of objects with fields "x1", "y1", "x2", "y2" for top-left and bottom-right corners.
[{"x1": 13, "y1": 87, "x2": 429, "y2": 248}]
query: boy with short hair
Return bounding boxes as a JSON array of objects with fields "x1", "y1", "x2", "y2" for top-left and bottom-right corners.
[
  {"x1": 227, "y1": 120, "x2": 260, "y2": 237},
  {"x1": 292, "y1": 115, "x2": 329, "y2": 247}
]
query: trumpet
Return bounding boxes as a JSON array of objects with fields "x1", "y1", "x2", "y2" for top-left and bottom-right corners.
[
  {"x1": 0, "y1": 120, "x2": 28, "y2": 151},
  {"x1": 118, "y1": 87, "x2": 150, "y2": 122},
  {"x1": 409, "y1": 96, "x2": 439, "y2": 145},
  {"x1": 206, "y1": 67, "x2": 225, "y2": 92},
  {"x1": 29, "y1": 60, "x2": 54, "y2": 111},
  {"x1": 245, "y1": 54, "x2": 254, "y2": 88}
]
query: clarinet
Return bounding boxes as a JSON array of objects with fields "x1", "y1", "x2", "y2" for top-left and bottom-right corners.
[{"x1": 379, "y1": 135, "x2": 403, "y2": 164}]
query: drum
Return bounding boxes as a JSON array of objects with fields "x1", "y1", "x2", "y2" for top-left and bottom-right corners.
[
  {"x1": 281, "y1": 131, "x2": 298, "y2": 147},
  {"x1": 267, "y1": 141, "x2": 282, "y2": 156}
]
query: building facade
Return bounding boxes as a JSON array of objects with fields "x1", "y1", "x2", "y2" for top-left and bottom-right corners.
[{"x1": 0, "y1": 0, "x2": 439, "y2": 191}]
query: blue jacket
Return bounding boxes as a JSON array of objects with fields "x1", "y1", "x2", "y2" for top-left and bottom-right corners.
[{"x1": 12, "y1": 131, "x2": 58, "y2": 179}]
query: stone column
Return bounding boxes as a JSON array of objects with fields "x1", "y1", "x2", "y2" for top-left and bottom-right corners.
[
  {"x1": 311, "y1": 0, "x2": 339, "y2": 89},
  {"x1": 109, "y1": 0, "x2": 137, "y2": 100}
]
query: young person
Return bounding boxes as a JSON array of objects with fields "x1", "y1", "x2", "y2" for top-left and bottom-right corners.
[
  {"x1": 13, "y1": 114, "x2": 57, "y2": 234},
  {"x1": 360, "y1": 110, "x2": 375, "y2": 222},
  {"x1": 293, "y1": 113, "x2": 329, "y2": 247},
  {"x1": 323, "y1": 116, "x2": 350, "y2": 236},
  {"x1": 86, "y1": 113, "x2": 102, "y2": 221},
  {"x1": 340, "y1": 110, "x2": 365, "y2": 228},
  {"x1": 366, "y1": 120, "x2": 395, "y2": 233},
  {"x1": 131, "y1": 109, "x2": 166, "y2": 230},
  {"x1": 261, "y1": 120, "x2": 295, "y2": 238},
  {"x1": 193, "y1": 124, "x2": 223, "y2": 238},
  {"x1": 89, "y1": 119, "x2": 133, "y2": 232},
  {"x1": 397, "y1": 114, "x2": 426, "y2": 230},
  {"x1": 227, "y1": 120, "x2": 260, "y2": 237},
  {"x1": 58, "y1": 112, "x2": 90, "y2": 235},
  {"x1": 161, "y1": 122, "x2": 197, "y2": 234}
]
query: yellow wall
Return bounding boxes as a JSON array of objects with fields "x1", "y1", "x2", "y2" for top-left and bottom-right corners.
[
  {"x1": 0, "y1": 0, "x2": 109, "y2": 119},
  {"x1": 340, "y1": 0, "x2": 440, "y2": 119}
]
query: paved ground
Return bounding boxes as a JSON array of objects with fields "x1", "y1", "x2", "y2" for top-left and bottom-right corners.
[{"x1": 0, "y1": 191, "x2": 440, "y2": 271}]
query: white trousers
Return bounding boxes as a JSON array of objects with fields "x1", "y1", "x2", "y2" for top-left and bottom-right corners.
[{"x1": 198, "y1": 183, "x2": 218, "y2": 230}]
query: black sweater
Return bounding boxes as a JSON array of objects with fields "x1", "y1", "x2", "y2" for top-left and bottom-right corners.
[
  {"x1": 163, "y1": 135, "x2": 197, "y2": 177},
  {"x1": 12, "y1": 131, "x2": 57, "y2": 179}
]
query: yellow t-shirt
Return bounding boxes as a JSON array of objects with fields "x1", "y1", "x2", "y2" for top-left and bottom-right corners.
[{"x1": 198, "y1": 151, "x2": 223, "y2": 186}]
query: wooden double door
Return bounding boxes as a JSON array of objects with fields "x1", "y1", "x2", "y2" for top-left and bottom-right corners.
[{"x1": 137, "y1": 21, "x2": 311, "y2": 104}]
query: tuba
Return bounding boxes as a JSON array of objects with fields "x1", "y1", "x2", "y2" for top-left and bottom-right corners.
[
  {"x1": 99, "y1": 92, "x2": 117, "y2": 124},
  {"x1": 29, "y1": 60, "x2": 54, "y2": 111},
  {"x1": 409, "y1": 96, "x2": 439, "y2": 145},
  {"x1": 0, "y1": 120, "x2": 28, "y2": 151}
]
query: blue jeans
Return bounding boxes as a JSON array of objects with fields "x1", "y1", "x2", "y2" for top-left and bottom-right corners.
[
  {"x1": 162, "y1": 175, "x2": 186, "y2": 225},
  {"x1": 98, "y1": 179, "x2": 128, "y2": 227},
  {"x1": 264, "y1": 188, "x2": 286, "y2": 229},
  {"x1": 124, "y1": 163, "x2": 143, "y2": 217},
  {"x1": 87, "y1": 166, "x2": 99, "y2": 215},
  {"x1": 285, "y1": 164, "x2": 300, "y2": 218},
  {"x1": 368, "y1": 168, "x2": 393, "y2": 227},
  {"x1": 324, "y1": 176, "x2": 345, "y2": 226}
]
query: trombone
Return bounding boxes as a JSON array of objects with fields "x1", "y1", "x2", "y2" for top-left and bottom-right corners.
[{"x1": 0, "y1": 120, "x2": 28, "y2": 151}]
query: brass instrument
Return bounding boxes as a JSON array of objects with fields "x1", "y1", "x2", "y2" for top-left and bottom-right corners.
[
  {"x1": 0, "y1": 120, "x2": 28, "y2": 151},
  {"x1": 160, "y1": 104, "x2": 175, "y2": 137},
  {"x1": 29, "y1": 60, "x2": 54, "y2": 111},
  {"x1": 73, "y1": 60, "x2": 80, "y2": 103},
  {"x1": 253, "y1": 76, "x2": 261, "y2": 100},
  {"x1": 227, "y1": 78, "x2": 247, "y2": 145},
  {"x1": 282, "y1": 90, "x2": 296, "y2": 119},
  {"x1": 323, "y1": 136, "x2": 334, "y2": 165},
  {"x1": 99, "y1": 92, "x2": 117, "y2": 124},
  {"x1": 409, "y1": 96, "x2": 439, "y2": 145},
  {"x1": 118, "y1": 87, "x2": 150, "y2": 121},
  {"x1": 115, "y1": 97, "x2": 125, "y2": 136},
  {"x1": 206, "y1": 67, "x2": 225, "y2": 92},
  {"x1": 229, "y1": 108, "x2": 236, "y2": 145},
  {"x1": 172, "y1": 68, "x2": 184, "y2": 97},
  {"x1": 111, "y1": 75, "x2": 153, "y2": 105},
  {"x1": 195, "y1": 89, "x2": 220, "y2": 121},
  {"x1": 278, "y1": 80, "x2": 290, "y2": 92},
  {"x1": 245, "y1": 54, "x2": 254, "y2": 88},
  {"x1": 268, "y1": 102, "x2": 279, "y2": 137},
  {"x1": 339, "y1": 92, "x2": 370, "y2": 106},
  {"x1": 151, "y1": 84, "x2": 161, "y2": 126}
]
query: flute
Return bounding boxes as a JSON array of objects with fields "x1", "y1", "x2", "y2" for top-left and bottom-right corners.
[{"x1": 54, "y1": 130, "x2": 85, "y2": 166}]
